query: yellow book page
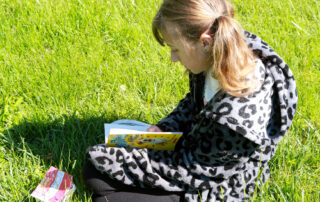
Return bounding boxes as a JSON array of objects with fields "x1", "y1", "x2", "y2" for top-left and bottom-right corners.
[{"x1": 107, "y1": 133, "x2": 182, "y2": 151}]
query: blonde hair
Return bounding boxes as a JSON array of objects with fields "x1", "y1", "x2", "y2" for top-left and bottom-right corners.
[{"x1": 152, "y1": 0, "x2": 258, "y2": 97}]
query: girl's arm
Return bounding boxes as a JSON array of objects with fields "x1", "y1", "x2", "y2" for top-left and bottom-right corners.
[
  {"x1": 155, "y1": 92, "x2": 194, "y2": 134},
  {"x1": 186, "y1": 116, "x2": 268, "y2": 167},
  {"x1": 154, "y1": 73, "x2": 202, "y2": 134}
]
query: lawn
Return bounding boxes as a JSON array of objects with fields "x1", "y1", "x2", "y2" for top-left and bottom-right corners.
[{"x1": 0, "y1": 0, "x2": 319, "y2": 201}]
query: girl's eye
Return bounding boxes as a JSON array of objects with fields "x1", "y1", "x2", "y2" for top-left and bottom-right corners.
[{"x1": 172, "y1": 49, "x2": 178, "y2": 53}]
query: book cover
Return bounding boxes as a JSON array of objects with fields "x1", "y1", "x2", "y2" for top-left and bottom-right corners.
[
  {"x1": 105, "y1": 120, "x2": 182, "y2": 151},
  {"x1": 31, "y1": 166, "x2": 76, "y2": 202}
]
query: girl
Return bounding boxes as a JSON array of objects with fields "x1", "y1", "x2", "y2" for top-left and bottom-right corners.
[{"x1": 82, "y1": 0, "x2": 298, "y2": 201}]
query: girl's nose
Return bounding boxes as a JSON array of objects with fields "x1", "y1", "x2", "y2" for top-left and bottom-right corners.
[{"x1": 171, "y1": 52, "x2": 179, "y2": 62}]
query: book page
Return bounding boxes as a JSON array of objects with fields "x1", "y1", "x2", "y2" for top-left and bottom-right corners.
[
  {"x1": 112, "y1": 119, "x2": 151, "y2": 127},
  {"x1": 104, "y1": 119, "x2": 183, "y2": 150},
  {"x1": 107, "y1": 133, "x2": 182, "y2": 151},
  {"x1": 105, "y1": 120, "x2": 151, "y2": 142}
]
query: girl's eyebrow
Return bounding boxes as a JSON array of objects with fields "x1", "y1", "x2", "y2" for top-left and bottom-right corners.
[{"x1": 166, "y1": 43, "x2": 173, "y2": 47}]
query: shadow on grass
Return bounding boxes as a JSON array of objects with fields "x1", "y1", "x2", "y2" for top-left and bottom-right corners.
[{"x1": 3, "y1": 113, "x2": 122, "y2": 200}]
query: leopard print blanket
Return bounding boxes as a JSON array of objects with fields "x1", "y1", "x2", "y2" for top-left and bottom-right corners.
[{"x1": 86, "y1": 31, "x2": 298, "y2": 201}]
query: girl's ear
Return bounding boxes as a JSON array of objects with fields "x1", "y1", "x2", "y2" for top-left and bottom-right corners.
[{"x1": 200, "y1": 32, "x2": 213, "y2": 48}]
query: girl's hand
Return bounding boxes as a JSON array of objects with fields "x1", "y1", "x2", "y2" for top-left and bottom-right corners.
[{"x1": 147, "y1": 125, "x2": 163, "y2": 132}]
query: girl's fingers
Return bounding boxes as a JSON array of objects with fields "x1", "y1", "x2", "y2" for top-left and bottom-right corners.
[{"x1": 147, "y1": 125, "x2": 163, "y2": 132}]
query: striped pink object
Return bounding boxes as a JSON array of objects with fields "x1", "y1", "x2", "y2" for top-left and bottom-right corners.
[{"x1": 31, "y1": 166, "x2": 76, "y2": 202}]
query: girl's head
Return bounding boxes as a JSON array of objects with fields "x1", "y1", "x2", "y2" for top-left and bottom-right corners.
[{"x1": 152, "y1": 0, "x2": 258, "y2": 97}]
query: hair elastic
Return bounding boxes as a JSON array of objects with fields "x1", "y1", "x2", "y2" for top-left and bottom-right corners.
[{"x1": 210, "y1": 17, "x2": 220, "y2": 35}]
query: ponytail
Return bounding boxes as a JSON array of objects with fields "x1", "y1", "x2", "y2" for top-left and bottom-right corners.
[
  {"x1": 152, "y1": 0, "x2": 259, "y2": 97},
  {"x1": 211, "y1": 16, "x2": 258, "y2": 97}
]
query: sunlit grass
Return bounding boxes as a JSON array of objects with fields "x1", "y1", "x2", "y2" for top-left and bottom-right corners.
[{"x1": 0, "y1": 0, "x2": 319, "y2": 201}]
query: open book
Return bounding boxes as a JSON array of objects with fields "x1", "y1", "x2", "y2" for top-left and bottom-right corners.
[{"x1": 105, "y1": 120, "x2": 182, "y2": 151}]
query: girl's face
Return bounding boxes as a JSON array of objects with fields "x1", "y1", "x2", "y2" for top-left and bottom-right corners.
[{"x1": 161, "y1": 23, "x2": 213, "y2": 74}]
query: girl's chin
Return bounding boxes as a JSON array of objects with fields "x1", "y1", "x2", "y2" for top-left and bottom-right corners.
[
  {"x1": 183, "y1": 65, "x2": 205, "y2": 74},
  {"x1": 185, "y1": 67, "x2": 195, "y2": 73},
  {"x1": 189, "y1": 69, "x2": 204, "y2": 74}
]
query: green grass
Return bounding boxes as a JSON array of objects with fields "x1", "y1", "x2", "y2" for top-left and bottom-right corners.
[{"x1": 0, "y1": 0, "x2": 319, "y2": 201}]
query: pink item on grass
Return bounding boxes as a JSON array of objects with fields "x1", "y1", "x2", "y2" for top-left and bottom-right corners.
[{"x1": 31, "y1": 166, "x2": 76, "y2": 202}]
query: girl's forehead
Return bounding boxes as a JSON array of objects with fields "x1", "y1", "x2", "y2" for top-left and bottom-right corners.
[
  {"x1": 160, "y1": 21, "x2": 200, "y2": 48},
  {"x1": 161, "y1": 23, "x2": 182, "y2": 46},
  {"x1": 161, "y1": 30, "x2": 175, "y2": 46}
]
